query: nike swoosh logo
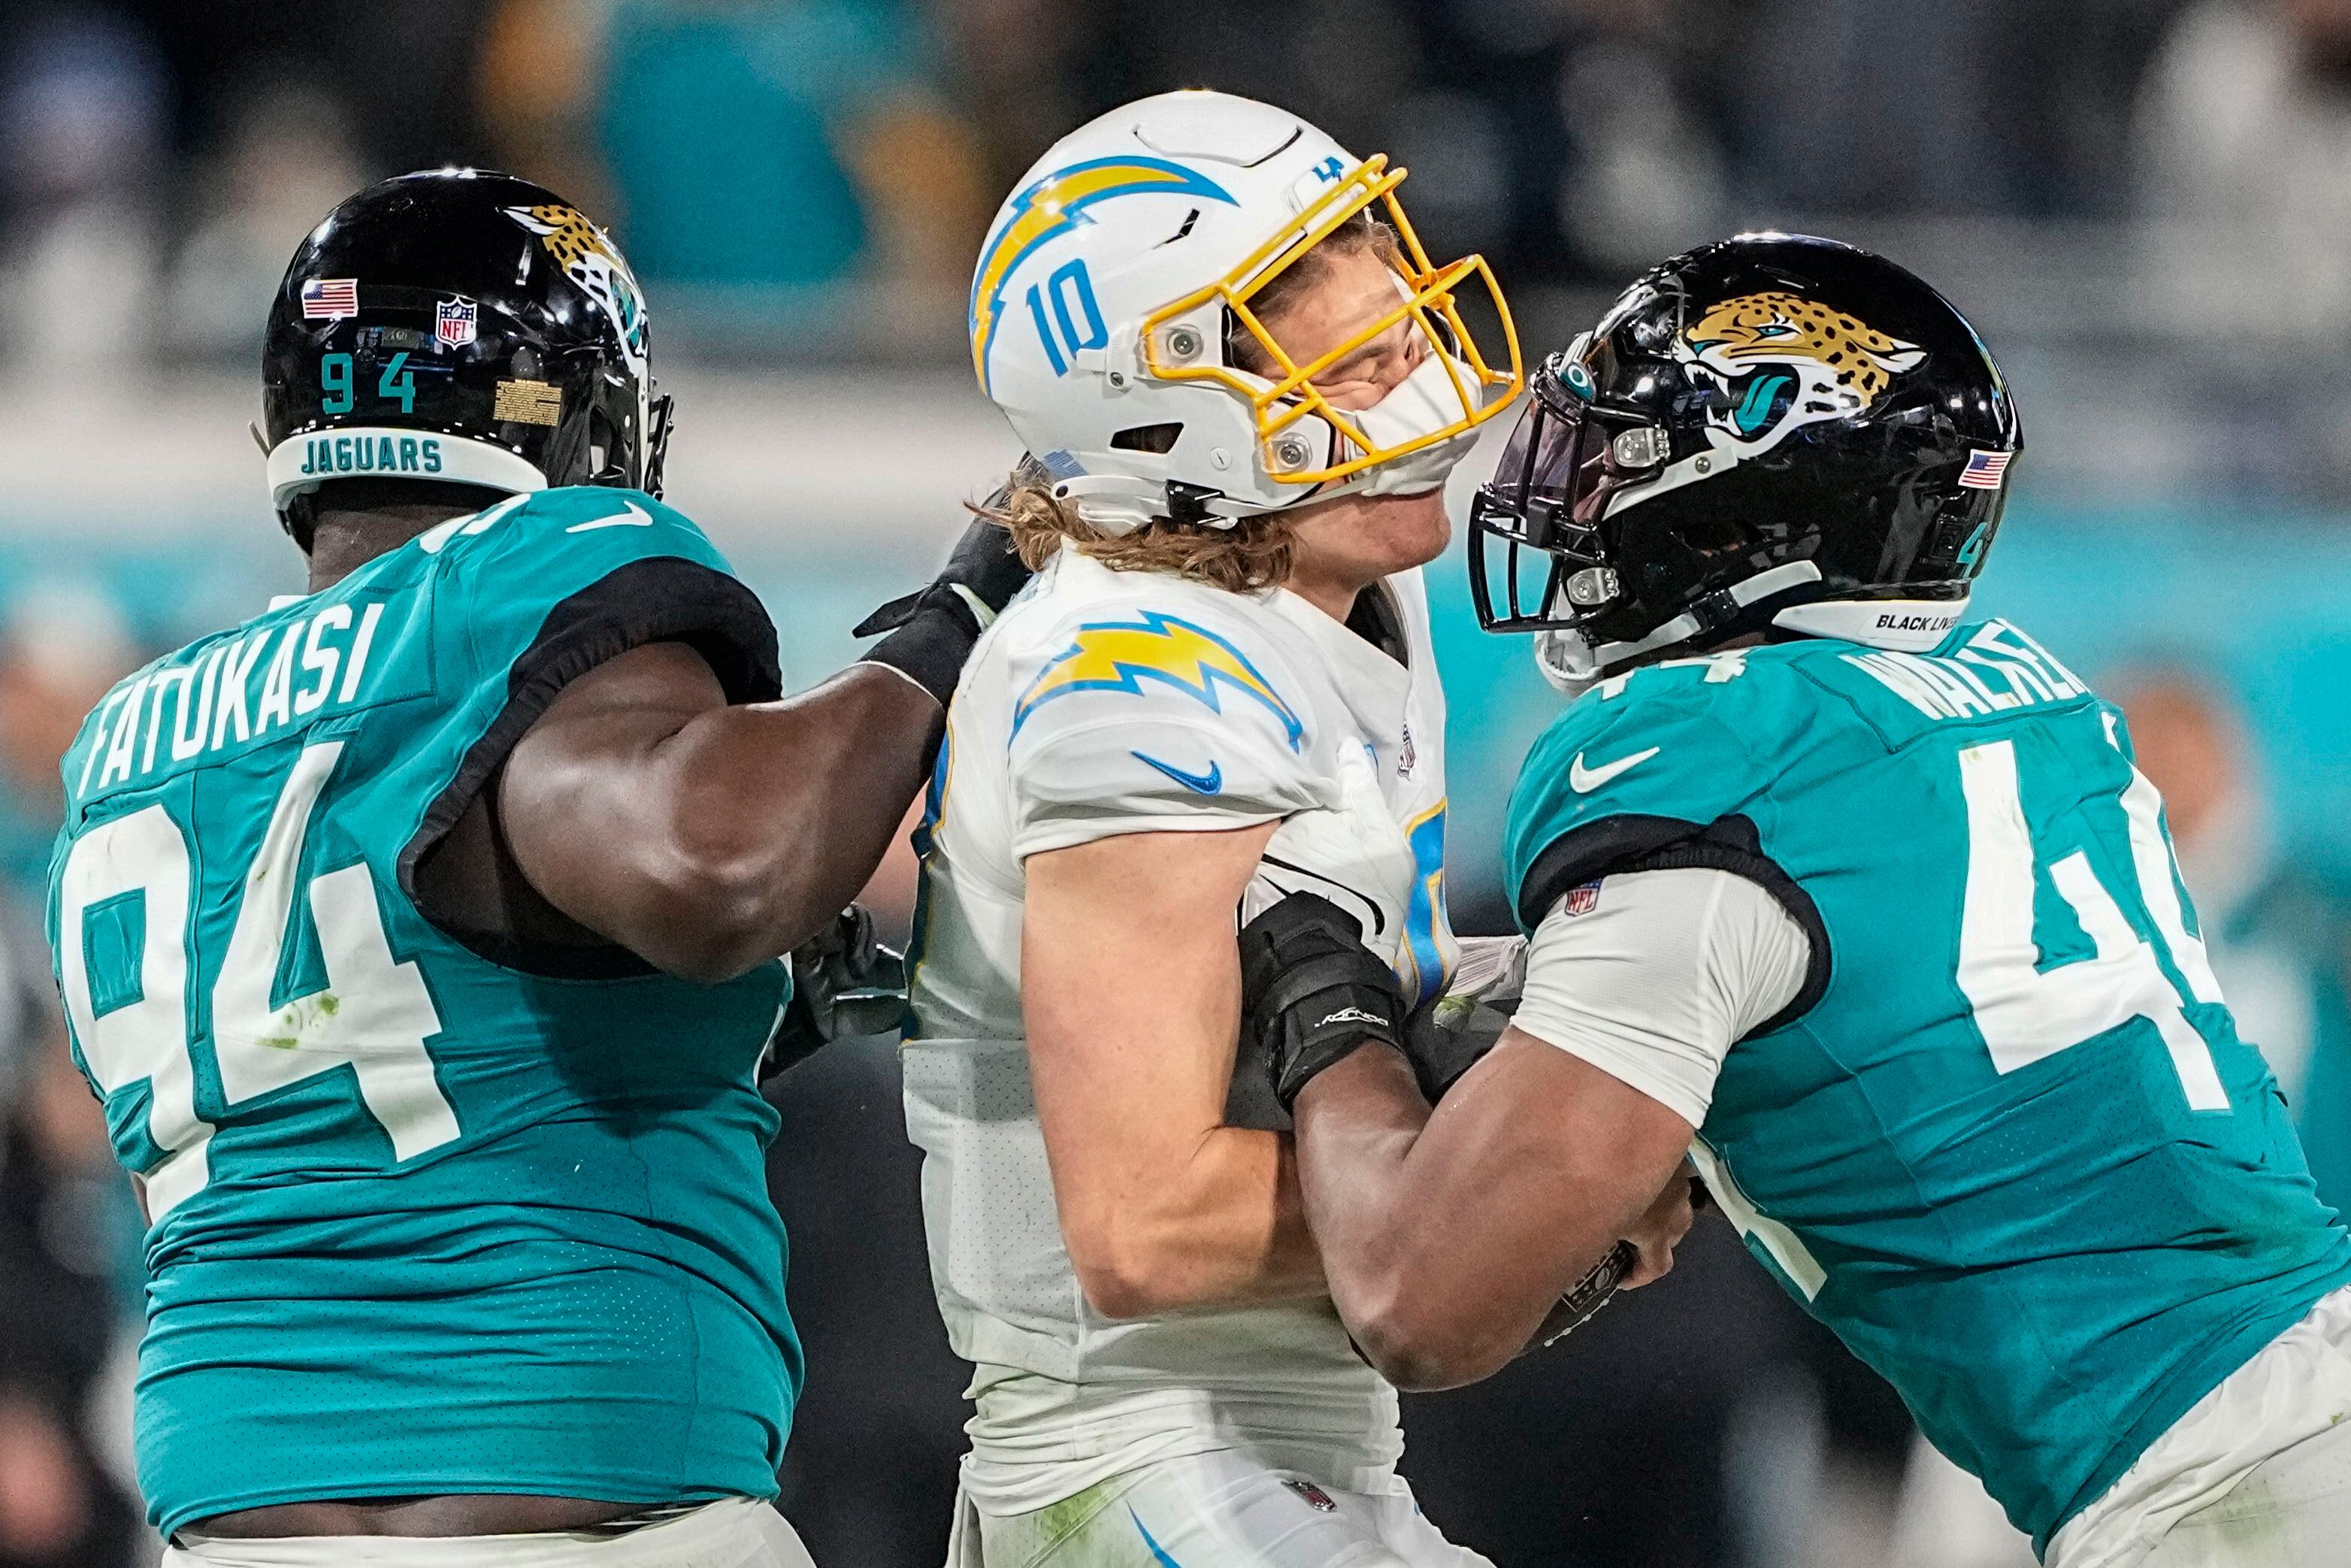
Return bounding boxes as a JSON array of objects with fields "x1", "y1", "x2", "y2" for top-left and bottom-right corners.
[
  {"x1": 567, "y1": 502, "x2": 653, "y2": 532},
  {"x1": 1133, "y1": 751, "x2": 1222, "y2": 795},
  {"x1": 1569, "y1": 746, "x2": 1660, "y2": 793}
]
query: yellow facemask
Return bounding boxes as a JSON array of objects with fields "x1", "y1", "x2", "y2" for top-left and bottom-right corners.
[{"x1": 1139, "y1": 155, "x2": 1523, "y2": 488}]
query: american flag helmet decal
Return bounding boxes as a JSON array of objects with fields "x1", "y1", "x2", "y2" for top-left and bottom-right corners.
[
  {"x1": 1959, "y1": 449, "x2": 2012, "y2": 489},
  {"x1": 300, "y1": 277, "x2": 358, "y2": 319}
]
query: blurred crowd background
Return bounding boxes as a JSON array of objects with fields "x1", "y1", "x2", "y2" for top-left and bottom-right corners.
[{"x1": 4, "y1": 0, "x2": 2351, "y2": 1565}]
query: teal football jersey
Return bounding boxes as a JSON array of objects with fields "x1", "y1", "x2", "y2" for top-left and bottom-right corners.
[
  {"x1": 1502, "y1": 621, "x2": 2351, "y2": 1551},
  {"x1": 46, "y1": 488, "x2": 800, "y2": 1534}
]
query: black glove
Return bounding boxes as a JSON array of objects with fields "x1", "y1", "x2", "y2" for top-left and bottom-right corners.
[
  {"x1": 1402, "y1": 994, "x2": 1508, "y2": 1105},
  {"x1": 1398, "y1": 931, "x2": 1524, "y2": 1103},
  {"x1": 855, "y1": 476, "x2": 1034, "y2": 707},
  {"x1": 762, "y1": 905, "x2": 907, "y2": 1082},
  {"x1": 1239, "y1": 892, "x2": 1410, "y2": 1111}
]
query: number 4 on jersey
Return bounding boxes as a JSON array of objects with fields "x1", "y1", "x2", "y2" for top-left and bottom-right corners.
[
  {"x1": 56, "y1": 740, "x2": 458, "y2": 1218},
  {"x1": 1956, "y1": 734, "x2": 2230, "y2": 1111}
]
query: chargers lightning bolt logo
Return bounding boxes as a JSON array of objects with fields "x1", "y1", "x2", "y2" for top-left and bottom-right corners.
[
  {"x1": 1012, "y1": 611, "x2": 1304, "y2": 751},
  {"x1": 970, "y1": 157, "x2": 1236, "y2": 392}
]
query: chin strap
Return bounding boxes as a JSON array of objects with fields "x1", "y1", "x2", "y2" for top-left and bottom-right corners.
[
  {"x1": 1536, "y1": 561, "x2": 1826, "y2": 691},
  {"x1": 1057, "y1": 474, "x2": 1187, "y2": 535},
  {"x1": 1058, "y1": 472, "x2": 1294, "y2": 536},
  {"x1": 1536, "y1": 575, "x2": 1976, "y2": 694}
]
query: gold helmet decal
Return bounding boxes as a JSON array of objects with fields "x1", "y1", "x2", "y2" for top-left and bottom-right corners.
[
  {"x1": 1675, "y1": 291, "x2": 1923, "y2": 451},
  {"x1": 504, "y1": 204, "x2": 650, "y2": 374}
]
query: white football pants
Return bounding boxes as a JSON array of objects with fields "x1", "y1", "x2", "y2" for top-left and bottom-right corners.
[
  {"x1": 2135, "y1": 1416, "x2": 2351, "y2": 1568},
  {"x1": 161, "y1": 1497, "x2": 815, "y2": 1568},
  {"x1": 948, "y1": 1450, "x2": 1492, "y2": 1568}
]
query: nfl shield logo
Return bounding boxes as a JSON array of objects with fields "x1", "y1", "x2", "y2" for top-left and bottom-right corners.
[
  {"x1": 436, "y1": 295, "x2": 478, "y2": 350},
  {"x1": 1565, "y1": 880, "x2": 1603, "y2": 916}
]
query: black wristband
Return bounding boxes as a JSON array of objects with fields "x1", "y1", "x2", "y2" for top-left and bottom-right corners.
[
  {"x1": 859, "y1": 588, "x2": 981, "y2": 709},
  {"x1": 1238, "y1": 892, "x2": 1411, "y2": 1112},
  {"x1": 1263, "y1": 962, "x2": 1407, "y2": 1110}
]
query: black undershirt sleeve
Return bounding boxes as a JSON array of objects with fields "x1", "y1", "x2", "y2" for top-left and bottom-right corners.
[{"x1": 1517, "y1": 813, "x2": 1833, "y2": 1039}]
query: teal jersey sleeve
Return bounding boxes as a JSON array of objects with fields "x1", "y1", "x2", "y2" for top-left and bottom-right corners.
[
  {"x1": 431, "y1": 487, "x2": 779, "y2": 704},
  {"x1": 396, "y1": 486, "x2": 782, "y2": 915},
  {"x1": 53, "y1": 486, "x2": 781, "y2": 843},
  {"x1": 1503, "y1": 652, "x2": 1778, "y2": 932}
]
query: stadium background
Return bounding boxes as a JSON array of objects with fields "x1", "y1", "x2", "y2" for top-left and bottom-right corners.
[{"x1": 3, "y1": 1, "x2": 2350, "y2": 1564}]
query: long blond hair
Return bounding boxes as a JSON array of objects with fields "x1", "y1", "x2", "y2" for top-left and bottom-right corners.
[{"x1": 983, "y1": 471, "x2": 1295, "y2": 596}]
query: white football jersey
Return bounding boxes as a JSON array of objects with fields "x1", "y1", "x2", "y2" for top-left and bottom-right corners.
[{"x1": 902, "y1": 547, "x2": 1454, "y2": 1512}]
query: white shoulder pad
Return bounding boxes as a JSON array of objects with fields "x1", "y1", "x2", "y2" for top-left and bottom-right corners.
[
  {"x1": 1515, "y1": 867, "x2": 1811, "y2": 1131},
  {"x1": 1000, "y1": 583, "x2": 1329, "y2": 858}
]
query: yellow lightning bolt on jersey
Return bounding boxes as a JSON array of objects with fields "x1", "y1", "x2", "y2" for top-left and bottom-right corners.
[
  {"x1": 969, "y1": 157, "x2": 1236, "y2": 393},
  {"x1": 1012, "y1": 611, "x2": 1304, "y2": 750}
]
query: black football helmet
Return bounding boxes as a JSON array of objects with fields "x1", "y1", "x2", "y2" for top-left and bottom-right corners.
[
  {"x1": 1467, "y1": 233, "x2": 2020, "y2": 683},
  {"x1": 261, "y1": 169, "x2": 670, "y2": 543}
]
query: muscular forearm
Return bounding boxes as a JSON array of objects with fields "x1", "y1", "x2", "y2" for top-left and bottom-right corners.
[
  {"x1": 1294, "y1": 1048, "x2": 1560, "y2": 1385},
  {"x1": 1294, "y1": 1044, "x2": 1652, "y2": 1389},
  {"x1": 646, "y1": 664, "x2": 939, "y2": 969}
]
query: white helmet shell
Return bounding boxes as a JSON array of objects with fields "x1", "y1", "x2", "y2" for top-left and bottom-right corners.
[{"x1": 970, "y1": 90, "x2": 1522, "y2": 534}]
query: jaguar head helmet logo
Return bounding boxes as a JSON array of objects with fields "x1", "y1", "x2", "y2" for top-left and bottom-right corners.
[
  {"x1": 504, "y1": 204, "x2": 649, "y2": 374},
  {"x1": 1674, "y1": 290, "x2": 1923, "y2": 454}
]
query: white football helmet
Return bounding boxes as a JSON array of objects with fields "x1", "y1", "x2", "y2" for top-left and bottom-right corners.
[{"x1": 970, "y1": 90, "x2": 1523, "y2": 534}]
